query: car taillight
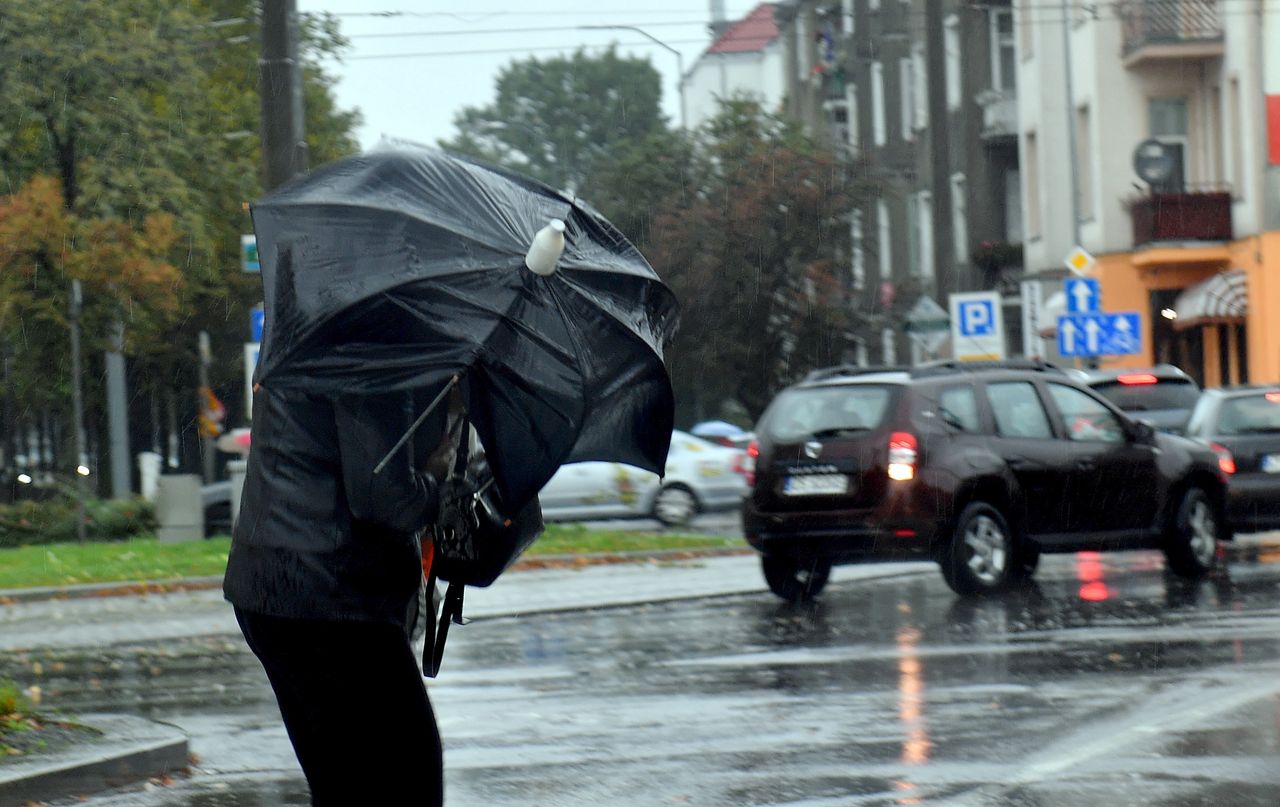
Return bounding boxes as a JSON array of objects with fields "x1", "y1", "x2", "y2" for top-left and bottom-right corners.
[
  {"x1": 740, "y1": 439, "x2": 759, "y2": 486},
  {"x1": 888, "y1": 432, "x2": 917, "y2": 481},
  {"x1": 1117, "y1": 373, "x2": 1158, "y2": 385},
  {"x1": 1210, "y1": 442, "x2": 1236, "y2": 475}
]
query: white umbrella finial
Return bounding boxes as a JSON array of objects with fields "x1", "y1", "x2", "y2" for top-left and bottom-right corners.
[{"x1": 525, "y1": 219, "x2": 566, "y2": 276}]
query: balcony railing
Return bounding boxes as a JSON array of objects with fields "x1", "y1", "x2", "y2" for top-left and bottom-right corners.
[
  {"x1": 1121, "y1": 0, "x2": 1223, "y2": 65},
  {"x1": 1129, "y1": 189, "x2": 1232, "y2": 246},
  {"x1": 976, "y1": 89, "x2": 1017, "y2": 141}
]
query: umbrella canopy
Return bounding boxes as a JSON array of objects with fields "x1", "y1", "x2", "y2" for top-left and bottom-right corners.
[
  {"x1": 250, "y1": 146, "x2": 679, "y2": 509},
  {"x1": 690, "y1": 420, "x2": 747, "y2": 439}
]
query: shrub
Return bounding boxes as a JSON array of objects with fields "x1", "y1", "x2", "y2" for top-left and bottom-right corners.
[{"x1": 0, "y1": 496, "x2": 156, "y2": 548}]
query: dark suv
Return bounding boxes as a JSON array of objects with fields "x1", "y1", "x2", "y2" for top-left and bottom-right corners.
[{"x1": 742, "y1": 361, "x2": 1229, "y2": 600}]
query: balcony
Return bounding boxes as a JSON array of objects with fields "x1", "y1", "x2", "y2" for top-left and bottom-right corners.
[
  {"x1": 1129, "y1": 189, "x2": 1232, "y2": 247},
  {"x1": 1120, "y1": 0, "x2": 1223, "y2": 68},
  {"x1": 976, "y1": 89, "x2": 1017, "y2": 142}
]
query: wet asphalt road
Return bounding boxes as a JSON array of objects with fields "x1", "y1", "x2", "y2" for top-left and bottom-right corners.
[{"x1": 5, "y1": 545, "x2": 1280, "y2": 806}]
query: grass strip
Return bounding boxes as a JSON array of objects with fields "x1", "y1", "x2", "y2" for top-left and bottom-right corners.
[{"x1": 0, "y1": 525, "x2": 741, "y2": 590}]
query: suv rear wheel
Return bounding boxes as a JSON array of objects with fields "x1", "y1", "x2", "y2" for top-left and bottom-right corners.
[
  {"x1": 762, "y1": 555, "x2": 831, "y2": 602},
  {"x1": 941, "y1": 502, "x2": 1020, "y2": 596},
  {"x1": 1163, "y1": 486, "x2": 1220, "y2": 577}
]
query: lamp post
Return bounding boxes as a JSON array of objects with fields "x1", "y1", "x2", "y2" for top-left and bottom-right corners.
[{"x1": 579, "y1": 24, "x2": 687, "y2": 130}]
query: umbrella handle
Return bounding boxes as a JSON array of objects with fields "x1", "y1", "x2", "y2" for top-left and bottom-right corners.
[{"x1": 372, "y1": 373, "x2": 461, "y2": 475}]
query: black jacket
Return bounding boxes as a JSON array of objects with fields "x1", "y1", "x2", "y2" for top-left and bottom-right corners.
[{"x1": 224, "y1": 386, "x2": 440, "y2": 625}]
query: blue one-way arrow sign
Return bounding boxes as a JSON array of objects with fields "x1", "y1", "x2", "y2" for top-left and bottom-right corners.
[
  {"x1": 1057, "y1": 312, "x2": 1141, "y2": 357},
  {"x1": 1064, "y1": 277, "x2": 1100, "y2": 313}
]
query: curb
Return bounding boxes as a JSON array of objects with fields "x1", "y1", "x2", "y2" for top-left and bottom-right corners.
[{"x1": 0, "y1": 714, "x2": 189, "y2": 807}]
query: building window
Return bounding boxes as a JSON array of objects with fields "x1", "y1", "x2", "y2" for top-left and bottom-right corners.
[
  {"x1": 872, "y1": 61, "x2": 886, "y2": 146},
  {"x1": 945, "y1": 14, "x2": 961, "y2": 110},
  {"x1": 1025, "y1": 131, "x2": 1041, "y2": 237},
  {"x1": 842, "y1": 0, "x2": 854, "y2": 35},
  {"x1": 847, "y1": 83, "x2": 860, "y2": 154},
  {"x1": 900, "y1": 57, "x2": 915, "y2": 141},
  {"x1": 851, "y1": 209, "x2": 866, "y2": 291},
  {"x1": 991, "y1": 9, "x2": 1016, "y2": 92},
  {"x1": 1149, "y1": 97, "x2": 1188, "y2": 192},
  {"x1": 1076, "y1": 104, "x2": 1094, "y2": 220},
  {"x1": 1018, "y1": 0, "x2": 1033, "y2": 59},
  {"x1": 882, "y1": 327, "x2": 896, "y2": 365},
  {"x1": 796, "y1": 12, "x2": 810, "y2": 80},
  {"x1": 1230, "y1": 77, "x2": 1244, "y2": 198},
  {"x1": 1211, "y1": 86, "x2": 1225, "y2": 184},
  {"x1": 950, "y1": 173, "x2": 968, "y2": 263},
  {"x1": 918, "y1": 191, "x2": 934, "y2": 280},
  {"x1": 870, "y1": 0, "x2": 880, "y2": 11},
  {"x1": 877, "y1": 199, "x2": 892, "y2": 282},
  {"x1": 1005, "y1": 166, "x2": 1023, "y2": 242},
  {"x1": 912, "y1": 43, "x2": 928, "y2": 130}
]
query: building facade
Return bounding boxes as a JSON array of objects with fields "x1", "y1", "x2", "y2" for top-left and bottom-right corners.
[
  {"x1": 682, "y1": 3, "x2": 785, "y2": 130},
  {"x1": 1018, "y1": 0, "x2": 1280, "y2": 385},
  {"x1": 774, "y1": 0, "x2": 1023, "y2": 365}
]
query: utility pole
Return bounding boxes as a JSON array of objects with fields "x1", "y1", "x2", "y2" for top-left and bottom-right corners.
[
  {"x1": 925, "y1": 0, "x2": 951, "y2": 297},
  {"x1": 198, "y1": 332, "x2": 216, "y2": 484},
  {"x1": 68, "y1": 280, "x2": 88, "y2": 543},
  {"x1": 105, "y1": 320, "x2": 129, "y2": 498},
  {"x1": 260, "y1": 0, "x2": 308, "y2": 190},
  {"x1": 1059, "y1": 0, "x2": 1092, "y2": 369}
]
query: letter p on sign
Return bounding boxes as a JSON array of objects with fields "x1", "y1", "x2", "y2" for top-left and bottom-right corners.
[{"x1": 961, "y1": 300, "x2": 994, "y2": 336}]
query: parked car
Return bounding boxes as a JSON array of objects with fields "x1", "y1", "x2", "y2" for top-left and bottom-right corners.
[
  {"x1": 1184, "y1": 386, "x2": 1280, "y2": 534},
  {"x1": 742, "y1": 360, "x2": 1229, "y2": 601},
  {"x1": 1071, "y1": 365, "x2": 1199, "y2": 434},
  {"x1": 539, "y1": 430, "x2": 748, "y2": 527}
]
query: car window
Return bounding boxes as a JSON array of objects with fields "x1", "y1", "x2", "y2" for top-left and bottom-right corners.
[
  {"x1": 1089, "y1": 378, "x2": 1199, "y2": 411},
  {"x1": 761, "y1": 384, "x2": 894, "y2": 442},
  {"x1": 985, "y1": 382, "x2": 1053, "y2": 439},
  {"x1": 1047, "y1": 384, "x2": 1125, "y2": 444},
  {"x1": 1216, "y1": 393, "x2": 1280, "y2": 436},
  {"x1": 937, "y1": 385, "x2": 982, "y2": 433}
]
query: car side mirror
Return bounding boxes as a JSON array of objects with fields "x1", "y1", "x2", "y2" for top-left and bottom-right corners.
[{"x1": 1130, "y1": 419, "x2": 1155, "y2": 444}]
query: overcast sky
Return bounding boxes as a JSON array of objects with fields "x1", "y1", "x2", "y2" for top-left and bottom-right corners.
[{"x1": 296, "y1": 1, "x2": 761, "y2": 150}]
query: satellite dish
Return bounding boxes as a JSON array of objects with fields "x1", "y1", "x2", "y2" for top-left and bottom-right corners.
[{"x1": 1133, "y1": 139, "x2": 1176, "y2": 185}]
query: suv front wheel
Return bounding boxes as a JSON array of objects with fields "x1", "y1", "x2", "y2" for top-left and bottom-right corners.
[
  {"x1": 1163, "y1": 486, "x2": 1220, "y2": 577},
  {"x1": 762, "y1": 555, "x2": 832, "y2": 602},
  {"x1": 941, "y1": 502, "x2": 1020, "y2": 596}
]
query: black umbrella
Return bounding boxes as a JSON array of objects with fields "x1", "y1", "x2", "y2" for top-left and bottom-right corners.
[{"x1": 249, "y1": 146, "x2": 678, "y2": 510}]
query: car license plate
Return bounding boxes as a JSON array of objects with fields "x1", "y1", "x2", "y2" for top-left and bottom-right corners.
[
  {"x1": 783, "y1": 474, "x2": 848, "y2": 496},
  {"x1": 1263, "y1": 454, "x2": 1280, "y2": 474}
]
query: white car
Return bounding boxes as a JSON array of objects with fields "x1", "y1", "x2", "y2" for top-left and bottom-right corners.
[{"x1": 538, "y1": 430, "x2": 749, "y2": 526}]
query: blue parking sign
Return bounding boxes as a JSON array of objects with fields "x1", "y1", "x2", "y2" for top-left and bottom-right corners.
[{"x1": 958, "y1": 299, "x2": 996, "y2": 336}]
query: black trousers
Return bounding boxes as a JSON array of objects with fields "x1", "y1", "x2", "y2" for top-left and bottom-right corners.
[{"x1": 235, "y1": 608, "x2": 444, "y2": 806}]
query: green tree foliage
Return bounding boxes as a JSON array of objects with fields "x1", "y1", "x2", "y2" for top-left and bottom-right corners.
[
  {"x1": 647, "y1": 100, "x2": 871, "y2": 423},
  {"x1": 440, "y1": 47, "x2": 668, "y2": 193},
  {"x1": 0, "y1": 0, "x2": 359, "y2": 488}
]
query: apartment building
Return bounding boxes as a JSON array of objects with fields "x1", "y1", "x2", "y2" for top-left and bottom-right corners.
[
  {"x1": 1019, "y1": 0, "x2": 1280, "y2": 385},
  {"x1": 774, "y1": 0, "x2": 1023, "y2": 365},
  {"x1": 682, "y1": 4, "x2": 785, "y2": 130}
]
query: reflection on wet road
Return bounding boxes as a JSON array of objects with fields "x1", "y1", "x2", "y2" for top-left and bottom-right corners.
[{"x1": 7, "y1": 547, "x2": 1280, "y2": 806}]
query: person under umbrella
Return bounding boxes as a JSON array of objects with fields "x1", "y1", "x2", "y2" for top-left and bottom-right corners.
[{"x1": 224, "y1": 145, "x2": 677, "y2": 806}]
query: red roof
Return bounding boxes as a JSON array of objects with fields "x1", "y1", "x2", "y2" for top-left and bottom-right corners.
[{"x1": 707, "y1": 3, "x2": 779, "y2": 55}]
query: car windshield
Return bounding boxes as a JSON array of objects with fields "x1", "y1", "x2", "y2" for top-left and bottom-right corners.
[
  {"x1": 1216, "y1": 394, "x2": 1280, "y2": 436},
  {"x1": 1089, "y1": 379, "x2": 1200, "y2": 412},
  {"x1": 760, "y1": 385, "x2": 894, "y2": 442}
]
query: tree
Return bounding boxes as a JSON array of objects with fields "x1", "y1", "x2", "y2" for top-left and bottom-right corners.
[
  {"x1": 646, "y1": 100, "x2": 873, "y2": 424},
  {"x1": 440, "y1": 47, "x2": 668, "y2": 193},
  {"x1": 0, "y1": 0, "x2": 360, "y2": 491}
]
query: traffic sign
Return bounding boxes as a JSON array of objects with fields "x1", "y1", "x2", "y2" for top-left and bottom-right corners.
[
  {"x1": 250, "y1": 307, "x2": 264, "y2": 342},
  {"x1": 904, "y1": 296, "x2": 950, "y2": 355},
  {"x1": 950, "y1": 291, "x2": 1006, "y2": 361},
  {"x1": 1056, "y1": 312, "x2": 1141, "y2": 357},
  {"x1": 241, "y1": 234, "x2": 260, "y2": 273},
  {"x1": 1063, "y1": 246, "x2": 1095, "y2": 277},
  {"x1": 1020, "y1": 280, "x2": 1044, "y2": 359},
  {"x1": 1064, "y1": 277, "x2": 1100, "y2": 313}
]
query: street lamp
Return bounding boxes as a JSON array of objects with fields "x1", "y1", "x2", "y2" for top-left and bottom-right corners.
[{"x1": 578, "y1": 24, "x2": 686, "y2": 130}]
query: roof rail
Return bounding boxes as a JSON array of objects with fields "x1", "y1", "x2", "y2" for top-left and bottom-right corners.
[
  {"x1": 908, "y1": 358, "x2": 1067, "y2": 378},
  {"x1": 802, "y1": 364, "x2": 912, "y2": 383}
]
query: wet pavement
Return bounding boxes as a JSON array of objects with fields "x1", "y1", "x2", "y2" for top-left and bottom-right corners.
[{"x1": 4, "y1": 544, "x2": 1280, "y2": 806}]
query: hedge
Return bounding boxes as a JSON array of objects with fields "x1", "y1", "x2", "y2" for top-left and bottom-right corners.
[{"x1": 0, "y1": 496, "x2": 156, "y2": 548}]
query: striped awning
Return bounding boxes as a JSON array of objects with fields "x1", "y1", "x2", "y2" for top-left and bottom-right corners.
[{"x1": 1172, "y1": 270, "x2": 1247, "y2": 330}]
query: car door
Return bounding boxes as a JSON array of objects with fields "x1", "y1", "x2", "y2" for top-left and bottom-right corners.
[
  {"x1": 983, "y1": 380, "x2": 1071, "y2": 536},
  {"x1": 1044, "y1": 382, "x2": 1159, "y2": 534},
  {"x1": 538, "y1": 461, "x2": 623, "y2": 518}
]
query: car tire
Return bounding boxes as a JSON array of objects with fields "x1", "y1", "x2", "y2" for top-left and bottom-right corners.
[
  {"x1": 941, "y1": 502, "x2": 1018, "y2": 596},
  {"x1": 762, "y1": 555, "x2": 831, "y2": 602},
  {"x1": 653, "y1": 485, "x2": 698, "y2": 527},
  {"x1": 1163, "y1": 486, "x2": 1220, "y2": 578}
]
